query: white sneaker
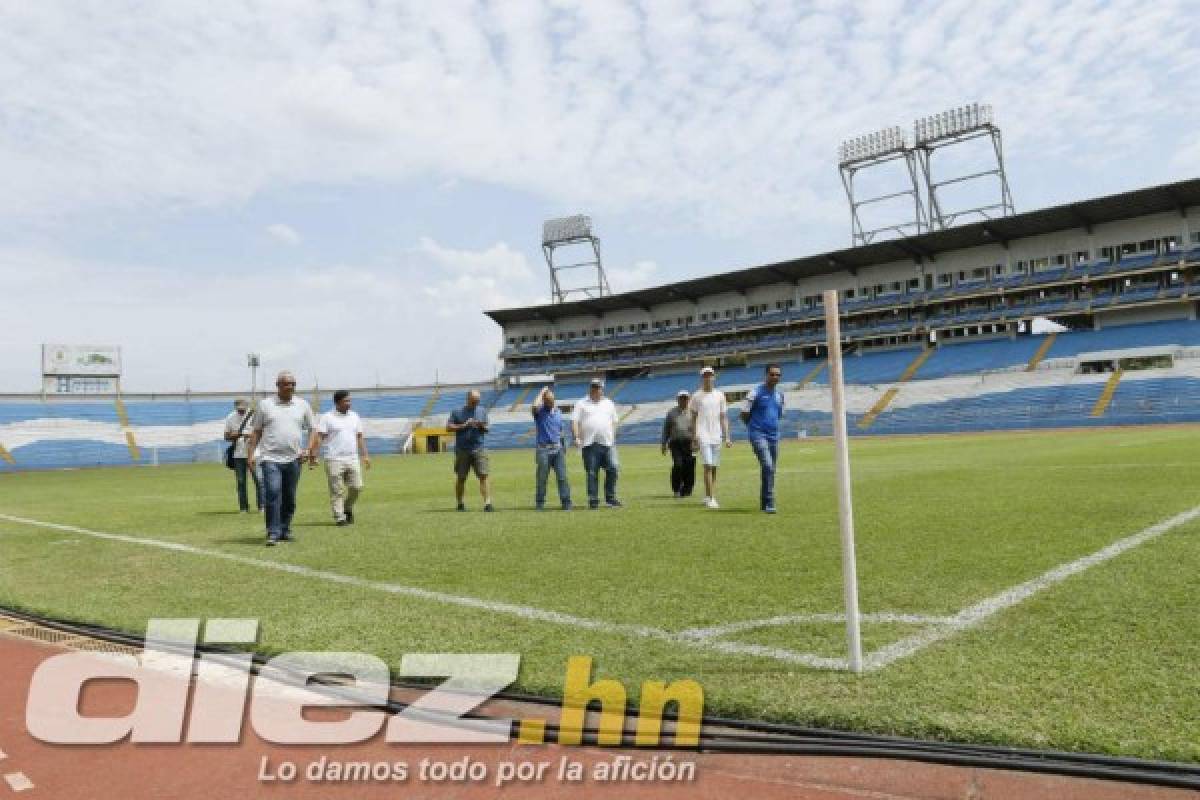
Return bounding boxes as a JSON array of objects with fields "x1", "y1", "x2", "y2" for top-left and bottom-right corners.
[{"x1": 704, "y1": 497, "x2": 719, "y2": 509}]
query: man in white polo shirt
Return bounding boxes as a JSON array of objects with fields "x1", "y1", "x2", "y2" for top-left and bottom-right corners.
[
  {"x1": 571, "y1": 378, "x2": 622, "y2": 509},
  {"x1": 315, "y1": 389, "x2": 371, "y2": 527},
  {"x1": 689, "y1": 366, "x2": 732, "y2": 509},
  {"x1": 247, "y1": 370, "x2": 316, "y2": 546}
]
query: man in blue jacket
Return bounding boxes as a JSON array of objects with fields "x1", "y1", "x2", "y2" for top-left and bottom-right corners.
[{"x1": 740, "y1": 363, "x2": 785, "y2": 513}]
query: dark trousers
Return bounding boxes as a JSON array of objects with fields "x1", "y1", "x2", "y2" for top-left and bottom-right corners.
[
  {"x1": 232, "y1": 457, "x2": 263, "y2": 512},
  {"x1": 261, "y1": 459, "x2": 303, "y2": 540},
  {"x1": 668, "y1": 439, "x2": 696, "y2": 497}
]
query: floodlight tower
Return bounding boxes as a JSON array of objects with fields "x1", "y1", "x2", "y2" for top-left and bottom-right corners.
[
  {"x1": 913, "y1": 103, "x2": 1014, "y2": 230},
  {"x1": 542, "y1": 215, "x2": 611, "y2": 303},
  {"x1": 838, "y1": 125, "x2": 927, "y2": 246}
]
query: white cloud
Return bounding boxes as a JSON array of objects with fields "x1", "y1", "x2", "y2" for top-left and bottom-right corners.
[
  {"x1": 265, "y1": 223, "x2": 302, "y2": 246},
  {"x1": 0, "y1": 240, "x2": 546, "y2": 392},
  {"x1": 1, "y1": 1, "x2": 1195, "y2": 233}
]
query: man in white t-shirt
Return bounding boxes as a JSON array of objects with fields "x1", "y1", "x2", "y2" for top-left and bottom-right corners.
[
  {"x1": 571, "y1": 378, "x2": 622, "y2": 509},
  {"x1": 247, "y1": 371, "x2": 317, "y2": 546},
  {"x1": 689, "y1": 367, "x2": 732, "y2": 509},
  {"x1": 315, "y1": 390, "x2": 371, "y2": 526}
]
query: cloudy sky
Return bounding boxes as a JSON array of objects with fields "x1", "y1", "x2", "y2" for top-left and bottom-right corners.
[{"x1": 2, "y1": 0, "x2": 1198, "y2": 391}]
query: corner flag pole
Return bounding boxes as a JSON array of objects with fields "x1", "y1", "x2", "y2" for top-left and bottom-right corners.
[{"x1": 822, "y1": 289, "x2": 864, "y2": 673}]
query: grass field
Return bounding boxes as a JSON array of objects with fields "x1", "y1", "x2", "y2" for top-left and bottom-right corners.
[{"x1": 1, "y1": 427, "x2": 1199, "y2": 761}]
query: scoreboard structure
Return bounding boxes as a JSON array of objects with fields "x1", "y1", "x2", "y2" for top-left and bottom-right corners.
[{"x1": 41, "y1": 344, "x2": 122, "y2": 394}]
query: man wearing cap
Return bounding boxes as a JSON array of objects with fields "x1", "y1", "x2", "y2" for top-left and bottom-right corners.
[
  {"x1": 447, "y1": 389, "x2": 493, "y2": 512},
  {"x1": 661, "y1": 390, "x2": 696, "y2": 498},
  {"x1": 531, "y1": 387, "x2": 572, "y2": 511},
  {"x1": 572, "y1": 378, "x2": 622, "y2": 509},
  {"x1": 247, "y1": 371, "x2": 317, "y2": 545},
  {"x1": 690, "y1": 367, "x2": 732, "y2": 509},
  {"x1": 223, "y1": 398, "x2": 261, "y2": 513},
  {"x1": 740, "y1": 363, "x2": 786, "y2": 514}
]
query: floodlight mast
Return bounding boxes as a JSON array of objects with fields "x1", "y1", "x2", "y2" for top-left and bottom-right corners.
[
  {"x1": 838, "y1": 125, "x2": 928, "y2": 247},
  {"x1": 913, "y1": 103, "x2": 1014, "y2": 230},
  {"x1": 838, "y1": 104, "x2": 1014, "y2": 245},
  {"x1": 542, "y1": 215, "x2": 611, "y2": 304}
]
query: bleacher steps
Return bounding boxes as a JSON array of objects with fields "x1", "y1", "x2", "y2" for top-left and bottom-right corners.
[
  {"x1": 857, "y1": 388, "x2": 900, "y2": 429},
  {"x1": 855, "y1": 349, "x2": 934, "y2": 430},
  {"x1": 113, "y1": 396, "x2": 141, "y2": 462},
  {"x1": 898, "y1": 349, "x2": 934, "y2": 382},
  {"x1": 420, "y1": 387, "x2": 441, "y2": 417},
  {"x1": 796, "y1": 359, "x2": 828, "y2": 388},
  {"x1": 508, "y1": 386, "x2": 532, "y2": 412},
  {"x1": 608, "y1": 372, "x2": 644, "y2": 401},
  {"x1": 1090, "y1": 370, "x2": 1124, "y2": 417},
  {"x1": 1025, "y1": 333, "x2": 1058, "y2": 371}
]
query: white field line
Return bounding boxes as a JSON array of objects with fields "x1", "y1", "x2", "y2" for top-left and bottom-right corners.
[
  {"x1": 681, "y1": 612, "x2": 951, "y2": 640},
  {"x1": 0, "y1": 513, "x2": 846, "y2": 671},
  {"x1": 863, "y1": 503, "x2": 1200, "y2": 671}
]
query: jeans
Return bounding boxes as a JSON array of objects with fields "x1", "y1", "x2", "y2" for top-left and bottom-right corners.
[
  {"x1": 667, "y1": 440, "x2": 696, "y2": 497},
  {"x1": 534, "y1": 446, "x2": 571, "y2": 508},
  {"x1": 261, "y1": 459, "x2": 303, "y2": 540},
  {"x1": 232, "y1": 457, "x2": 263, "y2": 512},
  {"x1": 749, "y1": 436, "x2": 779, "y2": 510},
  {"x1": 581, "y1": 443, "x2": 619, "y2": 506}
]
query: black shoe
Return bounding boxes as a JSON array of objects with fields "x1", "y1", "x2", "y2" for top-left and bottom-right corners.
[
  {"x1": 345, "y1": 511, "x2": 354, "y2": 524},
  {"x1": 336, "y1": 519, "x2": 348, "y2": 527},
  {"x1": 456, "y1": 502, "x2": 466, "y2": 512},
  {"x1": 535, "y1": 504, "x2": 545, "y2": 511},
  {"x1": 265, "y1": 538, "x2": 278, "y2": 547},
  {"x1": 483, "y1": 503, "x2": 494, "y2": 512},
  {"x1": 606, "y1": 499, "x2": 623, "y2": 508},
  {"x1": 588, "y1": 501, "x2": 599, "y2": 509},
  {"x1": 280, "y1": 532, "x2": 294, "y2": 542},
  {"x1": 562, "y1": 503, "x2": 573, "y2": 511}
]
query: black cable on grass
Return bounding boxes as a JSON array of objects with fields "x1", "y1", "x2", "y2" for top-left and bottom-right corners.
[{"x1": 2, "y1": 605, "x2": 1198, "y2": 790}]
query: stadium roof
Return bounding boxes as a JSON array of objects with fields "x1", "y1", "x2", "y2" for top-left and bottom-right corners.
[{"x1": 486, "y1": 177, "x2": 1200, "y2": 325}]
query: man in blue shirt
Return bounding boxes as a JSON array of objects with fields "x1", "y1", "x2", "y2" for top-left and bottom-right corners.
[
  {"x1": 740, "y1": 363, "x2": 785, "y2": 513},
  {"x1": 530, "y1": 386, "x2": 572, "y2": 510},
  {"x1": 447, "y1": 390, "x2": 492, "y2": 512}
]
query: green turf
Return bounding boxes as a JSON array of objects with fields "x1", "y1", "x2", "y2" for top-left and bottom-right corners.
[{"x1": 1, "y1": 427, "x2": 1199, "y2": 760}]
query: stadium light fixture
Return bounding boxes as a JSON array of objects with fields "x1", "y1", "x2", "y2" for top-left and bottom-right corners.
[{"x1": 542, "y1": 215, "x2": 594, "y2": 246}]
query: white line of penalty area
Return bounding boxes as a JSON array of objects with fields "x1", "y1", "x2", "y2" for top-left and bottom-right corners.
[
  {"x1": 862, "y1": 502, "x2": 1200, "y2": 671},
  {"x1": 2, "y1": 504, "x2": 1197, "y2": 673}
]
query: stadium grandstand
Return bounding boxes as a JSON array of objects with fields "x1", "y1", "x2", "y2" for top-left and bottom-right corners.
[{"x1": 3, "y1": 177, "x2": 1200, "y2": 472}]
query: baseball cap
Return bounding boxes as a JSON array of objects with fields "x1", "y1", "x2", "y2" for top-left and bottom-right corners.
[
  {"x1": 700, "y1": 366, "x2": 715, "y2": 376},
  {"x1": 676, "y1": 390, "x2": 690, "y2": 398},
  {"x1": 589, "y1": 378, "x2": 604, "y2": 387}
]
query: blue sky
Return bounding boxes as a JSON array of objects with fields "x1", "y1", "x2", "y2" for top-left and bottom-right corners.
[{"x1": 2, "y1": 0, "x2": 1198, "y2": 391}]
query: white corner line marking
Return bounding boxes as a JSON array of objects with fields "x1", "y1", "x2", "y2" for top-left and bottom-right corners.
[
  {"x1": 681, "y1": 612, "x2": 952, "y2": 640},
  {"x1": 863, "y1": 503, "x2": 1200, "y2": 671},
  {"x1": 4, "y1": 772, "x2": 33, "y2": 792},
  {"x1": 0, "y1": 513, "x2": 844, "y2": 671}
]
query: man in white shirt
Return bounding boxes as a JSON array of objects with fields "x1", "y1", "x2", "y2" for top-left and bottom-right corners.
[
  {"x1": 689, "y1": 367, "x2": 732, "y2": 509},
  {"x1": 315, "y1": 390, "x2": 371, "y2": 527},
  {"x1": 247, "y1": 371, "x2": 317, "y2": 546},
  {"x1": 571, "y1": 378, "x2": 622, "y2": 509},
  {"x1": 223, "y1": 397, "x2": 261, "y2": 513}
]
